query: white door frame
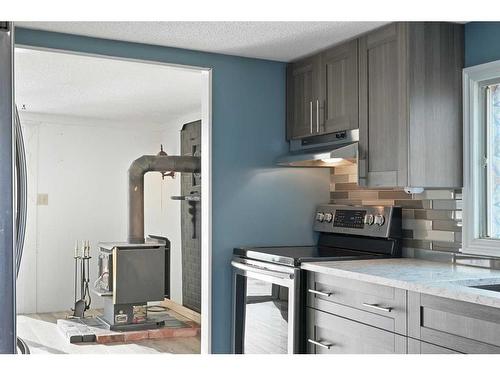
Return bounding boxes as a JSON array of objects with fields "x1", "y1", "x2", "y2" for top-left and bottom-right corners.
[
  {"x1": 14, "y1": 44, "x2": 213, "y2": 354},
  {"x1": 200, "y1": 70, "x2": 212, "y2": 354}
]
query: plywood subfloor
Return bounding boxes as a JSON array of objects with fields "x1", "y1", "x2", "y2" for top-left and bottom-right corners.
[{"x1": 17, "y1": 309, "x2": 200, "y2": 354}]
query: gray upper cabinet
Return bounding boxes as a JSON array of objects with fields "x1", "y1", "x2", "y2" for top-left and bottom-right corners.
[
  {"x1": 286, "y1": 39, "x2": 358, "y2": 139},
  {"x1": 286, "y1": 22, "x2": 464, "y2": 188},
  {"x1": 286, "y1": 55, "x2": 321, "y2": 139},
  {"x1": 358, "y1": 22, "x2": 464, "y2": 188},
  {"x1": 407, "y1": 23, "x2": 464, "y2": 188},
  {"x1": 320, "y1": 39, "x2": 359, "y2": 134},
  {"x1": 358, "y1": 23, "x2": 408, "y2": 187}
]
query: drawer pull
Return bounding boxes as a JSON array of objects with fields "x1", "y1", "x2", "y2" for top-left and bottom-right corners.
[
  {"x1": 308, "y1": 289, "x2": 333, "y2": 297},
  {"x1": 308, "y1": 339, "x2": 333, "y2": 349},
  {"x1": 362, "y1": 303, "x2": 393, "y2": 312}
]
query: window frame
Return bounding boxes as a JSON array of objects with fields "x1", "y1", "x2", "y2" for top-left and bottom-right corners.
[{"x1": 463, "y1": 60, "x2": 500, "y2": 256}]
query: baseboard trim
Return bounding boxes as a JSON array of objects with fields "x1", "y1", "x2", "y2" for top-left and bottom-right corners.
[{"x1": 161, "y1": 299, "x2": 201, "y2": 325}]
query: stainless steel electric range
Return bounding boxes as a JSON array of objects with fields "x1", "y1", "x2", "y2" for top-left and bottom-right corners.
[{"x1": 231, "y1": 204, "x2": 402, "y2": 354}]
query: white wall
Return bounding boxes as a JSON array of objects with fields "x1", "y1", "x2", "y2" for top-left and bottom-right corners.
[{"x1": 16, "y1": 113, "x2": 199, "y2": 314}]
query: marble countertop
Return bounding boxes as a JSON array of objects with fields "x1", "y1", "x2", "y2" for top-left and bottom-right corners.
[{"x1": 301, "y1": 258, "x2": 500, "y2": 309}]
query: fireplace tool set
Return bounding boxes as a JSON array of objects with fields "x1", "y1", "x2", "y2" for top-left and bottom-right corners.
[{"x1": 71, "y1": 241, "x2": 92, "y2": 318}]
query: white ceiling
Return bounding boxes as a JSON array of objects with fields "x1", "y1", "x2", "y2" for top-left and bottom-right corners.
[
  {"x1": 17, "y1": 21, "x2": 389, "y2": 62},
  {"x1": 15, "y1": 48, "x2": 202, "y2": 128}
]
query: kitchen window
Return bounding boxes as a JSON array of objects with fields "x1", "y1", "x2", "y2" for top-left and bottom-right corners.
[
  {"x1": 485, "y1": 83, "x2": 500, "y2": 239},
  {"x1": 464, "y1": 61, "x2": 500, "y2": 255}
]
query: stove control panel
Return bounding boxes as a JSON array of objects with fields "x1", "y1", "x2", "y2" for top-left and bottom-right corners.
[
  {"x1": 313, "y1": 205, "x2": 401, "y2": 238},
  {"x1": 333, "y1": 209, "x2": 366, "y2": 229}
]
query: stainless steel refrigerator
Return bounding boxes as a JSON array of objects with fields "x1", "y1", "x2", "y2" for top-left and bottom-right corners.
[{"x1": 0, "y1": 22, "x2": 29, "y2": 354}]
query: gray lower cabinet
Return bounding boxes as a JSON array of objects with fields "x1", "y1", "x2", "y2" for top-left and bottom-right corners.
[
  {"x1": 306, "y1": 307, "x2": 407, "y2": 354},
  {"x1": 305, "y1": 271, "x2": 500, "y2": 354},
  {"x1": 307, "y1": 271, "x2": 407, "y2": 335},
  {"x1": 305, "y1": 271, "x2": 407, "y2": 354},
  {"x1": 358, "y1": 22, "x2": 464, "y2": 188},
  {"x1": 408, "y1": 292, "x2": 500, "y2": 354},
  {"x1": 407, "y1": 338, "x2": 461, "y2": 354}
]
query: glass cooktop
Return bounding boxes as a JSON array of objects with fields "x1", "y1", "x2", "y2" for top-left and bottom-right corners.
[{"x1": 233, "y1": 245, "x2": 385, "y2": 267}]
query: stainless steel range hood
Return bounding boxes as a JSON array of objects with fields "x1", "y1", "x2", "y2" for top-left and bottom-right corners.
[{"x1": 277, "y1": 129, "x2": 358, "y2": 168}]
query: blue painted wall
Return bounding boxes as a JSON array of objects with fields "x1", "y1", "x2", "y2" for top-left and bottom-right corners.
[
  {"x1": 14, "y1": 28, "x2": 330, "y2": 353},
  {"x1": 465, "y1": 22, "x2": 500, "y2": 67}
]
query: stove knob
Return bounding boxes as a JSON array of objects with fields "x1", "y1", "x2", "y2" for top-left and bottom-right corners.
[
  {"x1": 374, "y1": 214, "x2": 385, "y2": 226},
  {"x1": 316, "y1": 212, "x2": 325, "y2": 222},
  {"x1": 364, "y1": 214, "x2": 374, "y2": 226},
  {"x1": 324, "y1": 213, "x2": 333, "y2": 223}
]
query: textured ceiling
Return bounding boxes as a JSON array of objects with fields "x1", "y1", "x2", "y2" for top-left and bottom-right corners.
[
  {"x1": 16, "y1": 21, "x2": 389, "y2": 62},
  {"x1": 15, "y1": 48, "x2": 202, "y2": 128}
]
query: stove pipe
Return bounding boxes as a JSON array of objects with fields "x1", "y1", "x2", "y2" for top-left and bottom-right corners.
[{"x1": 128, "y1": 154, "x2": 201, "y2": 244}]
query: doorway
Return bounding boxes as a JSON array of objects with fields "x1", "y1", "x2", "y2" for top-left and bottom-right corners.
[{"x1": 13, "y1": 46, "x2": 212, "y2": 354}]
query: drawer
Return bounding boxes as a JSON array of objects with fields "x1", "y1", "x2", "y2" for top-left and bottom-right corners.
[
  {"x1": 408, "y1": 292, "x2": 500, "y2": 354},
  {"x1": 306, "y1": 307, "x2": 407, "y2": 354},
  {"x1": 307, "y1": 271, "x2": 407, "y2": 335},
  {"x1": 408, "y1": 338, "x2": 461, "y2": 354}
]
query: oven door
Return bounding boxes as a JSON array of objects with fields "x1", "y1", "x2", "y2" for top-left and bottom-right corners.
[{"x1": 231, "y1": 258, "x2": 300, "y2": 354}]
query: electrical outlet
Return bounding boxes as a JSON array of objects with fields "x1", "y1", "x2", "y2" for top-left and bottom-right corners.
[{"x1": 37, "y1": 193, "x2": 49, "y2": 206}]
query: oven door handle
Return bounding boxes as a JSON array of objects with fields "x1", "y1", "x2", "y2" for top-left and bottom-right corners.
[{"x1": 231, "y1": 261, "x2": 294, "y2": 280}]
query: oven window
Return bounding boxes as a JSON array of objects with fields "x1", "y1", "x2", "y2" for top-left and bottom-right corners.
[{"x1": 243, "y1": 277, "x2": 288, "y2": 354}]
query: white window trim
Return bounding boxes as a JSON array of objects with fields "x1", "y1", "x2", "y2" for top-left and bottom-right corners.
[{"x1": 463, "y1": 60, "x2": 500, "y2": 256}]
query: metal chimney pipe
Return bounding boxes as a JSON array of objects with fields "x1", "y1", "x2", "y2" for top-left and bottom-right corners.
[{"x1": 128, "y1": 155, "x2": 201, "y2": 244}]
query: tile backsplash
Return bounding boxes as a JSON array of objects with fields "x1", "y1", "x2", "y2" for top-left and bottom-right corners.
[{"x1": 330, "y1": 165, "x2": 462, "y2": 253}]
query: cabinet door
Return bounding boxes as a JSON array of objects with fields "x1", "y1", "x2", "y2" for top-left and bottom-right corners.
[
  {"x1": 286, "y1": 56, "x2": 320, "y2": 139},
  {"x1": 320, "y1": 39, "x2": 358, "y2": 134},
  {"x1": 307, "y1": 271, "x2": 407, "y2": 335},
  {"x1": 358, "y1": 23, "x2": 408, "y2": 187},
  {"x1": 306, "y1": 308, "x2": 407, "y2": 354},
  {"x1": 408, "y1": 338, "x2": 461, "y2": 354},
  {"x1": 408, "y1": 292, "x2": 500, "y2": 354},
  {"x1": 407, "y1": 22, "x2": 464, "y2": 187}
]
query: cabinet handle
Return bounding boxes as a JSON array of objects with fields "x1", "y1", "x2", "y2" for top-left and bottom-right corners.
[
  {"x1": 316, "y1": 99, "x2": 320, "y2": 133},
  {"x1": 308, "y1": 289, "x2": 333, "y2": 297},
  {"x1": 362, "y1": 303, "x2": 393, "y2": 312},
  {"x1": 308, "y1": 339, "x2": 333, "y2": 349},
  {"x1": 310, "y1": 101, "x2": 313, "y2": 134},
  {"x1": 324, "y1": 99, "x2": 327, "y2": 122}
]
